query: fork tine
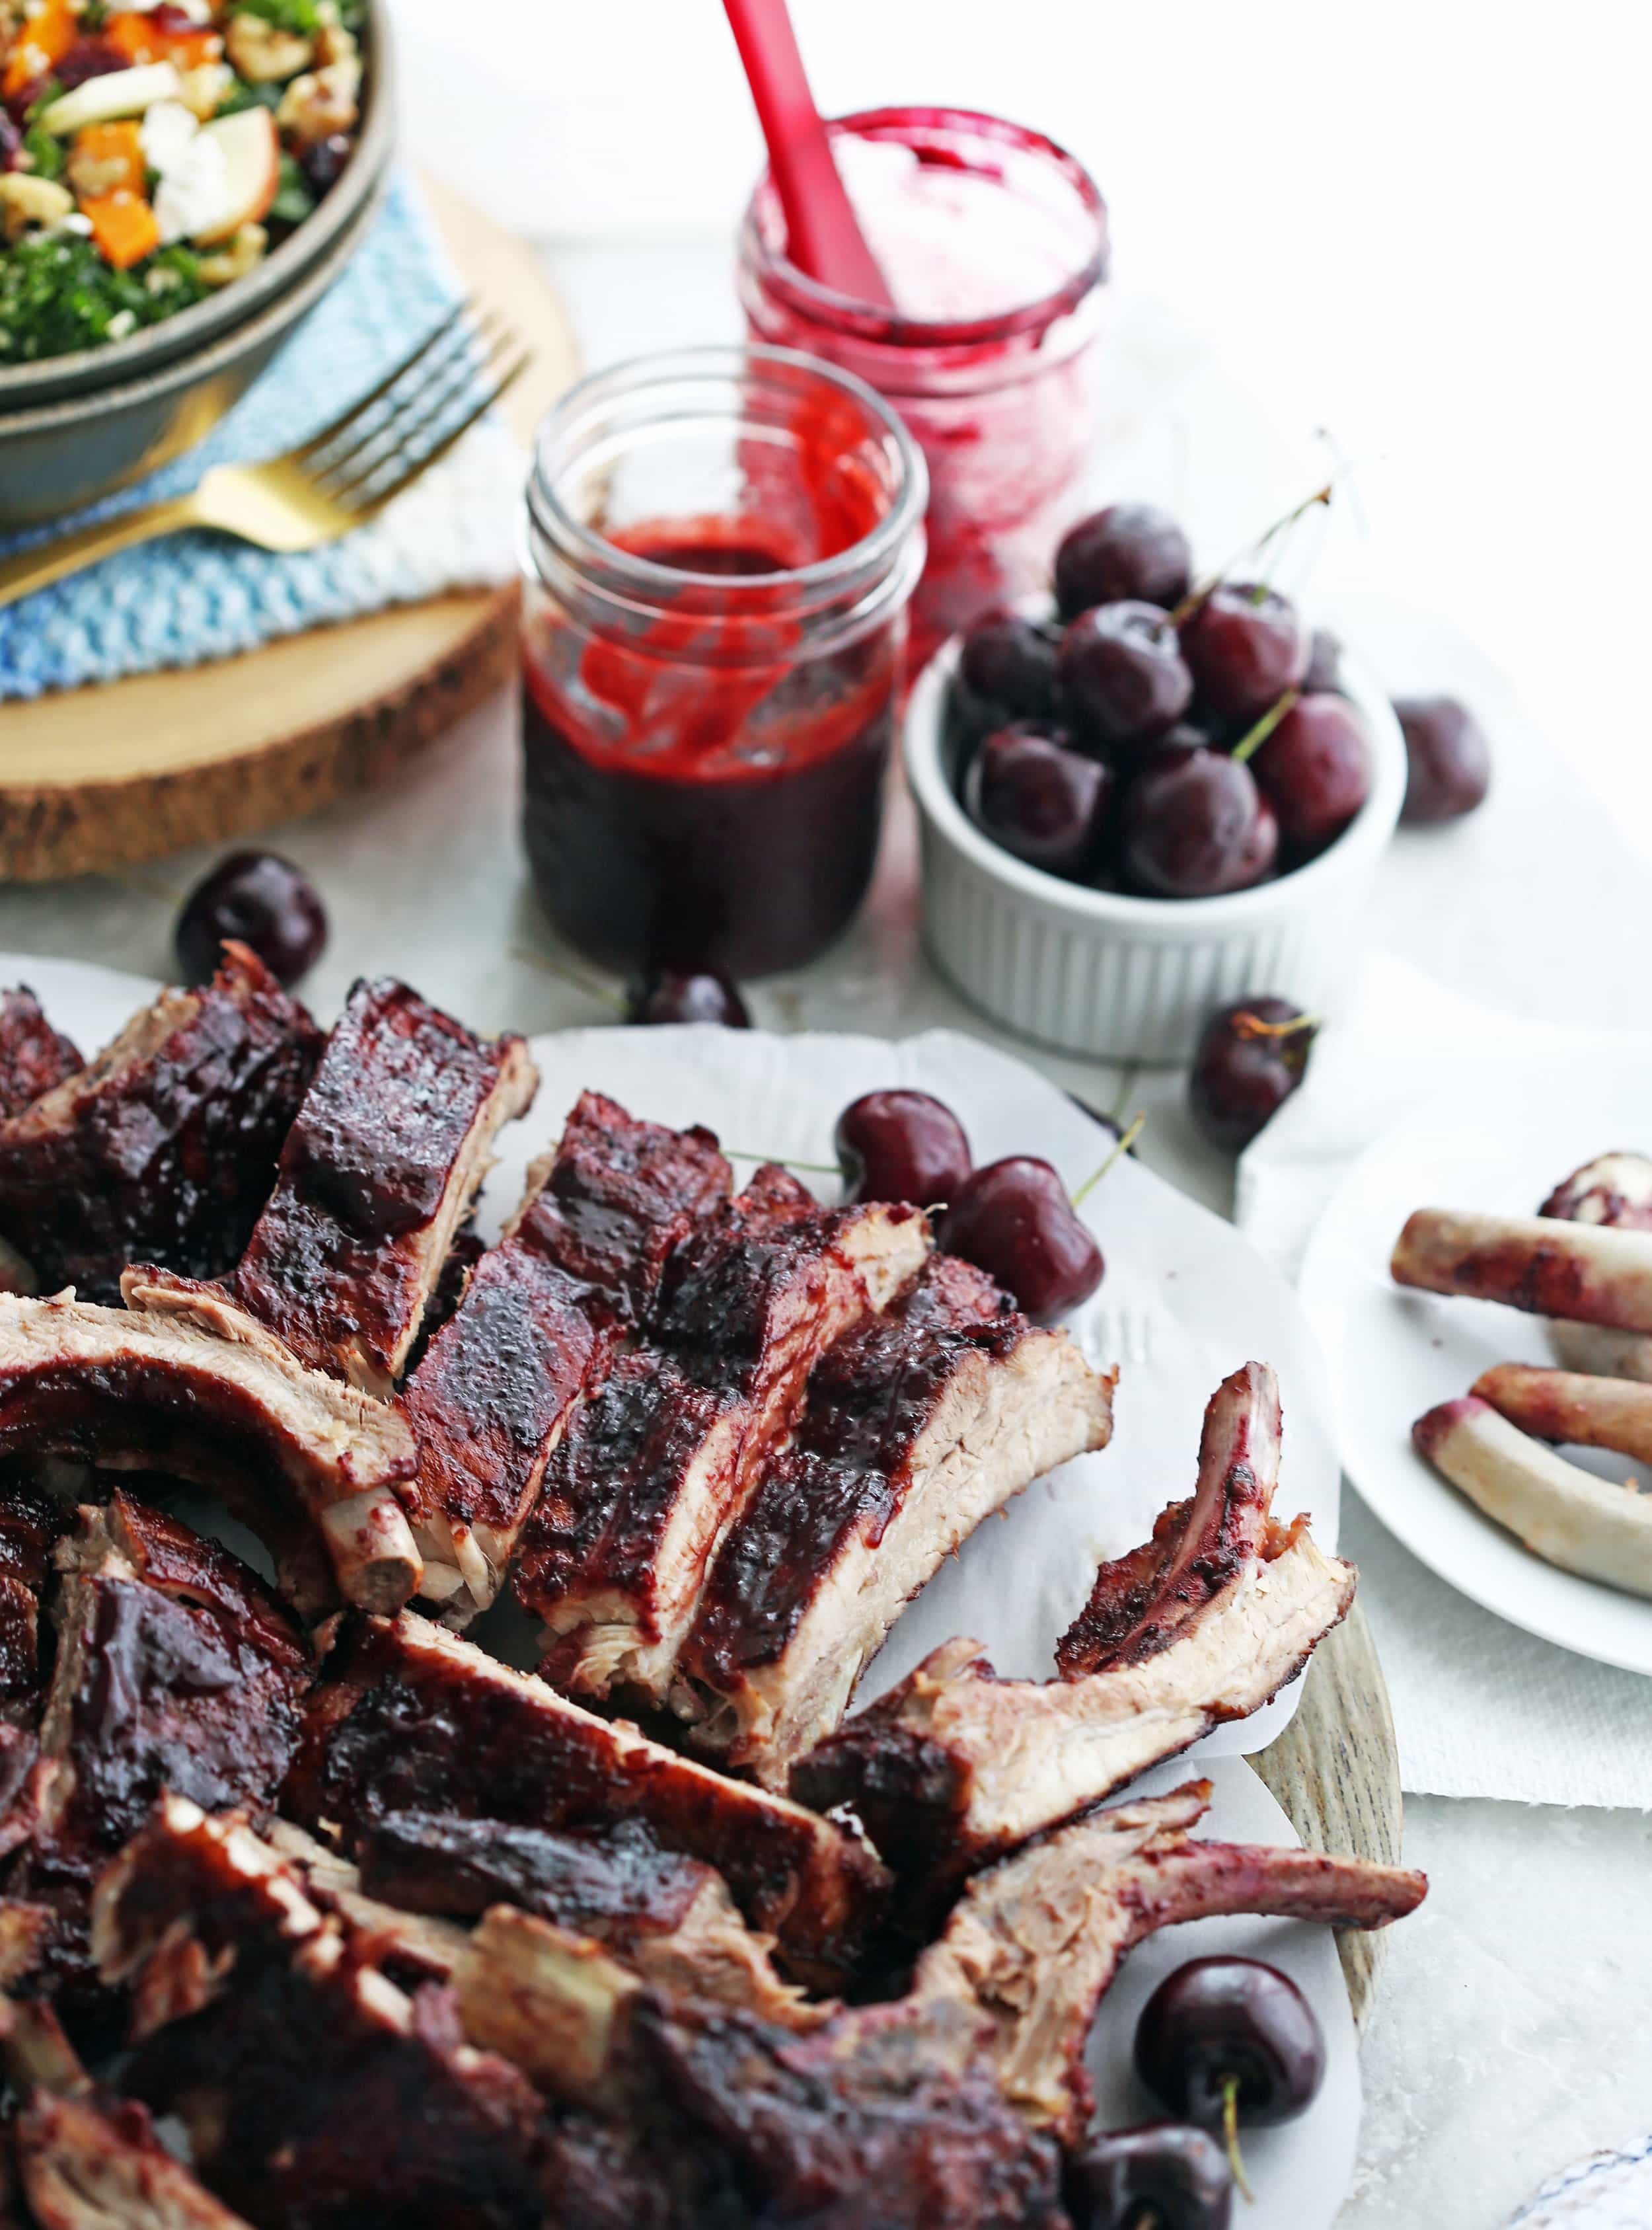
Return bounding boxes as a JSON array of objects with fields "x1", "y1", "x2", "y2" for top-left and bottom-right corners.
[
  {"x1": 321, "y1": 327, "x2": 519, "y2": 505},
  {"x1": 309, "y1": 309, "x2": 506, "y2": 486},
  {"x1": 282, "y1": 297, "x2": 476, "y2": 465},
  {"x1": 346, "y1": 353, "x2": 533, "y2": 519}
]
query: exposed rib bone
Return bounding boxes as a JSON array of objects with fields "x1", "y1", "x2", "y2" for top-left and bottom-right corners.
[
  {"x1": 1413, "y1": 1394, "x2": 1652, "y2": 1597},
  {"x1": 911, "y1": 1781, "x2": 1426, "y2": 2137},
  {"x1": 1392, "y1": 1208, "x2": 1652, "y2": 1333}
]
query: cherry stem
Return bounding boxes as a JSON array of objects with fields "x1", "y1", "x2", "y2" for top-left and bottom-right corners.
[
  {"x1": 1230, "y1": 687, "x2": 1300, "y2": 766},
  {"x1": 722, "y1": 1149, "x2": 840, "y2": 1174},
  {"x1": 511, "y1": 944, "x2": 626, "y2": 1016},
  {"x1": 1221, "y1": 2075, "x2": 1254, "y2": 2205},
  {"x1": 1168, "y1": 478, "x2": 1338, "y2": 629},
  {"x1": 1071, "y1": 1113, "x2": 1145, "y2": 1208},
  {"x1": 1232, "y1": 1009, "x2": 1321, "y2": 1043}
]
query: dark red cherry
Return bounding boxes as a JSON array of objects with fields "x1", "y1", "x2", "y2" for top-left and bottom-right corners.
[
  {"x1": 1302, "y1": 626, "x2": 1343, "y2": 695},
  {"x1": 1208, "y1": 791, "x2": 1279, "y2": 893},
  {"x1": 1248, "y1": 693, "x2": 1371, "y2": 860},
  {"x1": 1188, "y1": 998, "x2": 1317, "y2": 1151},
  {"x1": 175, "y1": 851, "x2": 327, "y2": 989},
  {"x1": 1057, "y1": 601, "x2": 1193, "y2": 753},
  {"x1": 958, "y1": 609, "x2": 1061, "y2": 721},
  {"x1": 1394, "y1": 695, "x2": 1491, "y2": 824},
  {"x1": 940, "y1": 1157, "x2": 1103, "y2": 1322},
  {"x1": 1118, "y1": 744, "x2": 1268, "y2": 899},
  {"x1": 625, "y1": 970, "x2": 751, "y2": 1027},
  {"x1": 834, "y1": 1090, "x2": 972, "y2": 1208},
  {"x1": 1135, "y1": 1958, "x2": 1326, "y2": 2131},
  {"x1": 1054, "y1": 504, "x2": 1193, "y2": 619},
  {"x1": 1066, "y1": 2123, "x2": 1232, "y2": 2230},
  {"x1": 964, "y1": 726, "x2": 1113, "y2": 881},
  {"x1": 1178, "y1": 584, "x2": 1310, "y2": 726}
]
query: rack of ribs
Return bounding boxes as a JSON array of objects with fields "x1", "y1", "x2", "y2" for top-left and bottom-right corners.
[
  {"x1": 404, "y1": 1092, "x2": 732, "y2": 1623},
  {"x1": 283, "y1": 1609, "x2": 891, "y2": 1993},
  {"x1": 155, "y1": 978, "x2": 539, "y2": 1398},
  {"x1": 0, "y1": 1481, "x2": 72, "y2": 1728},
  {"x1": 675, "y1": 1254, "x2": 1116, "y2": 1787},
  {"x1": 517, "y1": 1164, "x2": 932, "y2": 1705},
  {"x1": 791, "y1": 1364, "x2": 1355, "y2": 1905},
  {"x1": 0, "y1": 1284, "x2": 421, "y2": 1615},
  {"x1": 0, "y1": 989, "x2": 79, "y2": 1124},
  {"x1": 0, "y1": 1492, "x2": 311, "y2": 2018},
  {"x1": 0, "y1": 948, "x2": 320, "y2": 1307},
  {"x1": 909, "y1": 1779, "x2": 1426, "y2": 2139}
]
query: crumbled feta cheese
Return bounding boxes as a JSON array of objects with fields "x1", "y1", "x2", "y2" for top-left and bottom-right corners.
[
  {"x1": 61, "y1": 211, "x2": 94, "y2": 235},
  {"x1": 141, "y1": 97, "x2": 200, "y2": 177},
  {"x1": 106, "y1": 309, "x2": 137, "y2": 339},
  {"x1": 153, "y1": 132, "x2": 230, "y2": 245}
]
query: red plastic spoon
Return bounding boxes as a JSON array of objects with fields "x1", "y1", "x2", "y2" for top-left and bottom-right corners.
[{"x1": 722, "y1": 0, "x2": 895, "y2": 308}]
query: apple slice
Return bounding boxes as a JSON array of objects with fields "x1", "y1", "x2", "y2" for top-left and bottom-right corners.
[
  {"x1": 190, "y1": 106, "x2": 279, "y2": 245},
  {"x1": 38, "y1": 61, "x2": 182, "y2": 135}
]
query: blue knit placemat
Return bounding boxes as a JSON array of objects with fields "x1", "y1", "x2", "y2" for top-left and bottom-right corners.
[{"x1": 0, "y1": 171, "x2": 521, "y2": 702}]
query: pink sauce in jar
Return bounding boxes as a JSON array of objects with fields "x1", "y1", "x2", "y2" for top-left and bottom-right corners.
[{"x1": 739, "y1": 107, "x2": 1109, "y2": 673}]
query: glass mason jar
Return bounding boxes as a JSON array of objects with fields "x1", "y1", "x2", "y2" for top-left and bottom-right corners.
[
  {"x1": 739, "y1": 106, "x2": 1109, "y2": 674},
  {"x1": 521, "y1": 346, "x2": 926, "y2": 981}
]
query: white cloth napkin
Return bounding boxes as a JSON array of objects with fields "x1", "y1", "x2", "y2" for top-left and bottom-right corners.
[{"x1": 1237, "y1": 948, "x2": 1652, "y2": 1808}]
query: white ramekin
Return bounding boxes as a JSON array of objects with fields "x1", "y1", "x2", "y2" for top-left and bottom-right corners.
[{"x1": 904, "y1": 617, "x2": 1407, "y2": 1064}]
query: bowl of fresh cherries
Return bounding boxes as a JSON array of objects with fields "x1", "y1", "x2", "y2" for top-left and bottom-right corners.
[{"x1": 903, "y1": 500, "x2": 1408, "y2": 1062}]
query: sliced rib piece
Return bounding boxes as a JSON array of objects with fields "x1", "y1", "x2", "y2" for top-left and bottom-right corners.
[
  {"x1": 1538, "y1": 1154, "x2": 1652, "y2": 1381},
  {"x1": 792, "y1": 1367, "x2": 1354, "y2": 1902},
  {"x1": 0, "y1": 1285, "x2": 420, "y2": 1615},
  {"x1": 1414, "y1": 1394, "x2": 1652, "y2": 1597},
  {"x1": 1474, "y1": 1362, "x2": 1652, "y2": 1465},
  {"x1": 911, "y1": 1779, "x2": 1426, "y2": 2139},
  {"x1": 0, "y1": 946, "x2": 320, "y2": 1305},
  {"x1": 520, "y1": 1169, "x2": 931, "y2": 1704},
  {"x1": 1391, "y1": 1207, "x2": 1652, "y2": 1333},
  {"x1": 11, "y1": 2087, "x2": 256, "y2": 2230},
  {"x1": 1056, "y1": 1358, "x2": 1277, "y2": 1675},
  {"x1": 206, "y1": 978, "x2": 537, "y2": 1396},
  {"x1": 93, "y1": 1799, "x2": 552, "y2": 2230},
  {"x1": 404, "y1": 1095, "x2": 735, "y2": 1623},
  {"x1": 677, "y1": 1255, "x2": 1115, "y2": 1787},
  {"x1": 262, "y1": 1819, "x2": 470, "y2": 1989},
  {"x1": 0, "y1": 989, "x2": 79, "y2": 1122},
  {"x1": 0, "y1": 1480, "x2": 72, "y2": 1724},
  {"x1": 285, "y1": 1610, "x2": 890, "y2": 1991},
  {"x1": 352, "y1": 1810, "x2": 819, "y2": 2028}
]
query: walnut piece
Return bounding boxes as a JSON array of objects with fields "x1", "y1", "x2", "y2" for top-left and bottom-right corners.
[
  {"x1": 0, "y1": 173, "x2": 74, "y2": 242},
  {"x1": 225, "y1": 9, "x2": 313, "y2": 81},
  {"x1": 276, "y1": 56, "x2": 359, "y2": 145},
  {"x1": 198, "y1": 219, "x2": 268, "y2": 288}
]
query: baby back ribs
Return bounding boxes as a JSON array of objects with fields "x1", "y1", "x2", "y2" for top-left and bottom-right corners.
[
  {"x1": 0, "y1": 1284, "x2": 421, "y2": 1615},
  {"x1": 0, "y1": 1482, "x2": 72, "y2": 1726},
  {"x1": 677, "y1": 1254, "x2": 1115, "y2": 1788},
  {"x1": 910, "y1": 1779, "x2": 1427, "y2": 2139},
  {"x1": 403, "y1": 1096, "x2": 732, "y2": 1623},
  {"x1": 0, "y1": 991, "x2": 79, "y2": 1122},
  {"x1": 0, "y1": 947, "x2": 320, "y2": 1305},
  {"x1": 284, "y1": 1610, "x2": 890, "y2": 1991},
  {"x1": 519, "y1": 1167, "x2": 932, "y2": 1705},
  {"x1": 215, "y1": 978, "x2": 537, "y2": 1396},
  {"x1": 791, "y1": 1365, "x2": 1355, "y2": 1902}
]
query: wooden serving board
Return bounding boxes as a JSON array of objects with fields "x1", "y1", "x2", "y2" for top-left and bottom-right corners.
[
  {"x1": 1252, "y1": 1600, "x2": 1403, "y2": 2029},
  {"x1": 0, "y1": 174, "x2": 579, "y2": 883}
]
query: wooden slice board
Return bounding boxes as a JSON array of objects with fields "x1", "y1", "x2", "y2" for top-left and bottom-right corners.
[{"x1": 0, "y1": 174, "x2": 579, "y2": 883}]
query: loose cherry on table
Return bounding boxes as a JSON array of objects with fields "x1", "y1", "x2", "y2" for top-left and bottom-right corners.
[
  {"x1": 1187, "y1": 997, "x2": 1317, "y2": 1151},
  {"x1": 1135, "y1": 1957, "x2": 1326, "y2": 2198},
  {"x1": 834, "y1": 1090, "x2": 972, "y2": 1210},
  {"x1": 1177, "y1": 583, "x2": 1310, "y2": 728},
  {"x1": 964, "y1": 726, "x2": 1113, "y2": 882},
  {"x1": 1054, "y1": 503, "x2": 1193, "y2": 621},
  {"x1": 1247, "y1": 692, "x2": 1372, "y2": 860},
  {"x1": 1117, "y1": 742, "x2": 1275, "y2": 899},
  {"x1": 1393, "y1": 695, "x2": 1491, "y2": 824},
  {"x1": 958, "y1": 609, "x2": 1063, "y2": 722},
  {"x1": 1065, "y1": 2122, "x2": 1233, "y2": 2230},
  {"x1": 940, "y1": 1156, "x2": 1104, "y2": 1323},
  {"x1": 1057, "y1": 601, "x2": 1194, "y2": 755},
  {"x1": 175, "y1": 851, "x2": 328, "y2": 989},
  {"x1": 624, "y1": 971, "x2": 751, "y2": 1028}
]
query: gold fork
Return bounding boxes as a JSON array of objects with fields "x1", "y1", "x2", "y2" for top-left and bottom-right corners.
[{"x1": 0, "y1": 300, "x2": 531, "y2": 610}]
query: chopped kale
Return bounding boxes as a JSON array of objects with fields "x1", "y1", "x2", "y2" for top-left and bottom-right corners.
[
  {"x1": 234, "y1": 0, "x2": 363, "y2": 32},
  {"x1": 270, "y1": 153, "x2": 315, "y2": 226},
  {"x1": 216, "y1": 77, "x2": 285, "y2": 116},
  {"x1": 20, "y1": 119, "x2": 65, "y2": 181},
  {"x1": 0, "y1": 234, "x2": 208, "y2": 364}
]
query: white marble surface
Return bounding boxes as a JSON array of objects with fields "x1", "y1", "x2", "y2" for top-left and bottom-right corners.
[{"x1": 1, "y1": 241, "x2": 1649, "y2": 2227}]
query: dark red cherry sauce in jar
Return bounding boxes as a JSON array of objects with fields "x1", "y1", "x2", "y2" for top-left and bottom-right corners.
[
  {"x1": 740, "y1": 108, "x2": 1109, "y2": 675},
  {"x1": 521, "y1": 347, "x2": 926, "y2": 979}
]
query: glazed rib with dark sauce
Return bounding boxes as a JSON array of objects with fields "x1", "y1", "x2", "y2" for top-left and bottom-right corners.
[{"x1": 0, "y1": 987, "x2": 80, "y2": 1123}]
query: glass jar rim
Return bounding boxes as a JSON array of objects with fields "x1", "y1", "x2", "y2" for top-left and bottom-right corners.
[
  {"x1": 526, "y1": 342, "x2": 928, "y2": 607},
  {"x1": 739, "y1": 105, "x2": 1109, "y2": 352}
]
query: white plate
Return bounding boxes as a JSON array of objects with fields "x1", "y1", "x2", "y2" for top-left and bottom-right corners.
[
  {"x1": 2, "y1": 956, "x2": 1365, "y2": 2228},
  {"x1": 1300, "y1": 1044, "x2": 1652, "y2": 1674}
]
